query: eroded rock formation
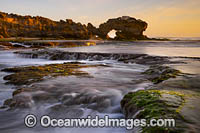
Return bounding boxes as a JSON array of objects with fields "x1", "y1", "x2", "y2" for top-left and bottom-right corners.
[
  {"x1": 97, "y1": 16, "x2": 148, "y2": 40},
  {"x1": 0, "y1": 11, "x2": 148, "y2": 40}
]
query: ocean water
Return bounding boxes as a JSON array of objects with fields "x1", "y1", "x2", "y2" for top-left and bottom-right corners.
[{"x1": 55, "y1": 40, "x2": 200, "y2": 57}]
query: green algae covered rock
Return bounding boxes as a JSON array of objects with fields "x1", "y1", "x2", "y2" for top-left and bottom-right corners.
[
  {"x1": 2, "y1": 62, "x2": 101, "y2": 85},
  {"x1": 143, "y1": 65, "x2": 181, "y2": 84},
  {"x1": 121, "y1": 90, "x2": 188, "y2": 133}
]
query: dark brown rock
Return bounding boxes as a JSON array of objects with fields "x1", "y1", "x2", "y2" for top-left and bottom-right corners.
[{"x1": 97, "y1": 16, "x2": 148, "y2": 40}]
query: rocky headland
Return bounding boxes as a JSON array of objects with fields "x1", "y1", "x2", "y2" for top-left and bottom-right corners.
[{"x1": 0, "y1": 11, "x2": 148, "y2": 40}]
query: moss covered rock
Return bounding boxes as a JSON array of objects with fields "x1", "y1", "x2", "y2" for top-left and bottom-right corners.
[
  {"x1": 121, "y1": 90, "x2": 188, "y2": 133},
  {"x1": 142, "y1": 65, "x2": 181, "y2": 84},
  {"x1": 2, "y1": 62, "x2": 102, "y2": 85}
]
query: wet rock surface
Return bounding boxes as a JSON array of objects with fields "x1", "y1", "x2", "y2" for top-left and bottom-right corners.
[
  {"x1": 0, "y1": 42, "x2": 26, "y2": 50},
  {"x1": 142, "y1": 65, "x2": 181, "y2": 84},
  {"x1": 121, "y1": 90, "x2": 187, "y2": 133},
  {"x1": 1, "y1": 62, "x2": 103, "y2": 85},
  {"x1": 121, "y1": 73, "x2": 200, "y2": 132},
  {"x1": 15, "y1": 49, "x2": 182, "y2": 65},
  {"x1": 0, "y1": 57, "x2": 148, "y2": 111},
  {"x1": 16, "y1": 49, "x2": 145, "y2": 61},
  {"x1": 0, "y1": 41, "x2": 97, "y2": 50}
]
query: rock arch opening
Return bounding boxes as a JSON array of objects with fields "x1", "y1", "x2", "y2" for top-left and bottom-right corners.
[{"x1": 107, "y1": 29, "x2": 117, "y2": 39}]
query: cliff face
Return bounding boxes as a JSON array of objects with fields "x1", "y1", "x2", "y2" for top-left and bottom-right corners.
[
  {"x1": 0, "y1": 11, "x2": 89, "y2": 39},
  {"x1": 0, "y1": 11, "x2": 148, "y2": 40}
]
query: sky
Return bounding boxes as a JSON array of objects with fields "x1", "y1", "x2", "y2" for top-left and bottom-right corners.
[{"x1": 0, "y1": 0, "x2": 200, "y2": 37}]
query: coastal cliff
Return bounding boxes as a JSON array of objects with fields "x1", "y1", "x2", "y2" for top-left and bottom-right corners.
[
  {"x1": 0, "y1": 11, "x2": 148, "y2": 40},
  {"x1": 0, "y1": 11, "x2": 89, "y2": 39}
]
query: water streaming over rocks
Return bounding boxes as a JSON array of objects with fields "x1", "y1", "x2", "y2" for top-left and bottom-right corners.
[
  {"x1": 0, "y1": 50, "x2": 151, "y2": 133},
  {"x1": 0, "y1": 40, "x2": 200, "y2": 133}
]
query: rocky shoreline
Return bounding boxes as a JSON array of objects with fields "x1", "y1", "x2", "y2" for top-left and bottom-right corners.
[
  {"x1": 121, "y1": 75, "x2": 200, "y2": 133},
  {"x1": 2, "y1": 62, "x2": 109, "y2": 108},
  {"x1": 0, "y1": 41, "x2": 98, "y2": 50},
  {"x1": 15, "y1": 49, "x2": 183, "y2": 65},
  {"x1": 0, "y1": 48, "x2": 200, "y2": 132}
]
